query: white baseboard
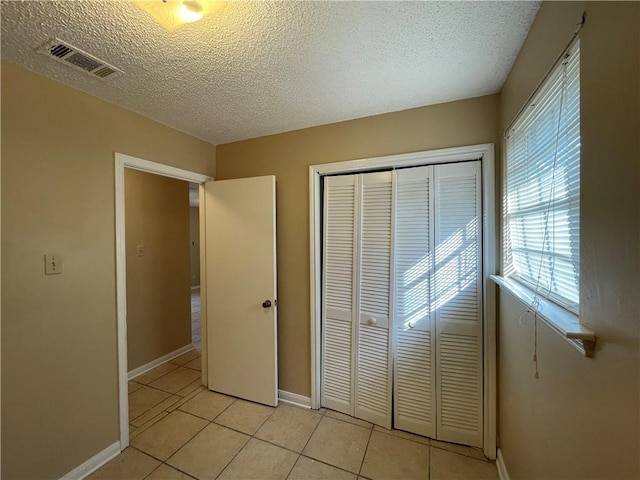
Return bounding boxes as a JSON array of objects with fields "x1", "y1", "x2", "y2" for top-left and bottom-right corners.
[
  {"x1": 496, "y1": 449, "x2": 510, "y2": 480},
  {"x1": 59, "y1": 441, "x2": 120, "y2": 480},
  {"x1": 278, "y1": 390, "x2": 311, "y2": 409},
  {"x1": 128, "y1": 344, "x2": 194, "y2": 380}
]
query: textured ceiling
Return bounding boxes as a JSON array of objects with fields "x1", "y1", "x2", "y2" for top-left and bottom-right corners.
[{"x1": 1, "y1": 1, "x2": 539, "y2": 145}]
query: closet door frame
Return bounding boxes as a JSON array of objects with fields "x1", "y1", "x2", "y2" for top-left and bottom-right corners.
[{"x1": 309, "y1": 143, "x2": 497, "y2": 460}]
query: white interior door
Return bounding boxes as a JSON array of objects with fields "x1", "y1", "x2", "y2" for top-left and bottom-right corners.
[
  {"x1": 393, "y1": 166, "x2": 437, "y2": 438},
  {"x1": 321, "y1": 172, "x2": 393, "y2": 429},
  {"x1": 355, "y1": 172, "x2": 393, "y2": 429},
  {"x1": 434, "y1": 161, "x2": 483, "y2": 447},
  {"x1": 205, "y1": 175, "x2": 278, "y2": 407},
  {"x1": 321, "y1": 175, "x2": 357, "y2": 415}
]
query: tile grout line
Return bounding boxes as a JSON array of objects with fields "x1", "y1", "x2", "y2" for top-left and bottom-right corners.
[
  {"x1": 132, "y1": 382, "x2": 176, "y2": 396},
  {"x1": 428, "y1": 440, "x2": 431, "y2": 480},
  {"x1": 152, "y1": 401, "x2": 212, "y2": 480},
  {"x1": 429, "y1": 443, "x2": 490, "y2": 462},
  {"x1": 132, "y1": 376, "x2": 199, "y2": 398},
  {"x1": 128, "y1": 392, "x2": 173, "y2": 423},
  {"x1": 128, "y1": 383, "x2": 203, "y2": 431},
  {"x1": 206, "y1": 409, "x2": 356, "y2": 469},
  {"x1": 300, "y1": 408, "x2": 373, "y2": 476},
  {"x1": 281, "y1": 449, "x2": 300, "y2": 480},
  {"x1": 129, "y1": 415, "x2": 167, "y2": 441},
  {"x1": 128, "y1": 359, "x2": 205, "y2": 443},
  {"x1": 140, "y1": 458, "x2": 196, "y2": 480},
  {"x1": 165, "y1": 463, "x2": 199, "y2": 479},
  {"x1": 131, "y1": 412, "x2": 210, "y2": 465},
  {"x1": 297, "y1": 409, "x2": 325, "y2": 456},
  {"x1": 371, "y1": 425, "x2": 434, "y2": 448},
  {"x1": 284, "y1": 455, "x2": 303, "y2": 480},
  {"x1": 141, "y1": 461, "x2": 162, "y2": 480},
  {"x1": 357, "y1": 426, "x2": 374, "y2": 477},
  {"x1": 160, "y1": 452, "x2": 200, "y2": 480},
  {"x1": 130, "y1": 366, "x2": 178, "y2": 385},
  {"x1": 211, "y1": 431, "x2": 253, "y2": 479},
  {"x1": 295, "y1": 410, "x2": 373, "y2": 477},
  {"x1": 130, "y1": 409, "x2": 171, "y2": 437},
  {"x1": 171, "y1": 385, "x2": 208, "y2": 407},
  {"x1": 298, "y1": 453, "x2": 361, "y2": 478},
  {"x1": 174, "y1": 380, "x2": 207, "y2": 398},
  {"x1": 183, "y1": 365, "x2": 201, "y2": 372},
  {"x1": 130, "y1": 352, "x2": 196, "y2": 385},
  {"x1": 238, "y1": 405, "x2": 360, "y2": 479},
  {"x1": 212, "y1": 400, "x2": 289, "y2": 480},
  {"x1": 167, "y1": 396, "x2": 271, "y2": 480},
  {"x1": 162, "y1": 417, "x2": 210, "y2": 465}
]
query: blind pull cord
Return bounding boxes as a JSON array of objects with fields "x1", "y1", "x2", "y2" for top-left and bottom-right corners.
[{"x1": 518, "y1": 59, "x2": 569, "y2": 379}]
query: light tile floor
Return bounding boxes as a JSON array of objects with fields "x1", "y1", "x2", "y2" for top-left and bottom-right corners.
[{"x1": 93, "y1": 353, "x2": 498, "y2": 480}]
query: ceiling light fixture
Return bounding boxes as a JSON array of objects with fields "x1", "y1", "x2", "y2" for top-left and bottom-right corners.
[
  {"x1": 134, "y1": 0, "x2": 226, "y2": 33},
  {"x1": 178, "y1": 1, "x2": 204, "y2": 23}
]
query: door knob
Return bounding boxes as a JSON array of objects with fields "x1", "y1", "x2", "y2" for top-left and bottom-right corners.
[
  {"x1": 368, "y1": 317, "x2": 377, "y2": 325},
  {"x1": 262, "y1": 300, "x2": 272, "y2": 308}
]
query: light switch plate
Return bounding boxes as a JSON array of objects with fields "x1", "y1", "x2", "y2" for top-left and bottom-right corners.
[{"x1": 45, "y1": 254, "x2": 62, "y2": 275}]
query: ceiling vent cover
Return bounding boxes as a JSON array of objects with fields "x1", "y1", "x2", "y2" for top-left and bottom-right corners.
[{"x1": 38, "y1": 38, "x2": 124, "y2": 80}]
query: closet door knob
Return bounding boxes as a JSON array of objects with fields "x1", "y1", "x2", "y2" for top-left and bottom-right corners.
[
  {"x1": 262, "y1": 300, "x2": 272, "y2": 308},
  {"x1": 368, "y1": 317, "x2": 377, "y2": 325}
]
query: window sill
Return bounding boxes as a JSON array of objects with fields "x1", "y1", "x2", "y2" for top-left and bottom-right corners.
[{"x1": 490, "y1": 275, "x2": 596, "y2": 357}]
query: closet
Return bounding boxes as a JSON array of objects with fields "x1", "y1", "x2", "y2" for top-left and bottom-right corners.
[{"x1": 321, "y1": 160, "x2": 483, "y2": 448}]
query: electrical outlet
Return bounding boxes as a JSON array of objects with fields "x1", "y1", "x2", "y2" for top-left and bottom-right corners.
[
  {"x1": 137, "y1": 245, "x2": 146, "y2": 257},
  {"x1": 44, "y1": 254, "x2": 62, "y2": 275}
]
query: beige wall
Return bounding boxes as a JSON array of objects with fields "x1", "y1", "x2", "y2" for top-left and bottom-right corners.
[
  {"x1": 125, "y1": 169, "x2": 192, "y2": 371},
  {"x1": 216, "y1": 94, "x2": 500, "y2": 395},
  {"x1": 498, "y1": 2, "x2": 639, "y2": 479},
  {"x1": 190, "y1": 206, "x2": 201, "y2": 286},
  {"x1": 1, "y1": 62, "x2": 216, "y2": 479}
]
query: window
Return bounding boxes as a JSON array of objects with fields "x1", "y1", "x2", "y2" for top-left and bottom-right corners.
[{"x1": 503, "y1": 38, "x2": 580, "y2": 315}]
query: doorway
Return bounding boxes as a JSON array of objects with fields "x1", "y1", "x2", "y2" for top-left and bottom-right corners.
[
  {"x1": 308, "y1": 144, "x2": 497, "y2": 459},
  {"x1": 124, "y1": 170, "x2": 194, "y2": 374},
  {"x1": 115, "y1": 153, "x2": 212, "y2": 449},
  {"x1": 189, "y1": 183, "x2": 202, "y2": 350}
]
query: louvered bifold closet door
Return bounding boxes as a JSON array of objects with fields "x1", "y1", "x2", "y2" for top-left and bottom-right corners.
[
  {"x1": 434, "y1": 161, "x2": 483, "y2": 448},
  {"x1": 393, "y1": 166, "x2": 436, "y2": 438},
  {"x1": 322, "y1": 175, "x2": 357, "y2": 414},
  {"x1": 355, "y1": 172, "x2": 393, "y2": 429}
]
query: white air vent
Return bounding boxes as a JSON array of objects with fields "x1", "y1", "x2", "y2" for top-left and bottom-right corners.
[{"x1": 38, "y1": 38, "x2": 124, "y2": 80}]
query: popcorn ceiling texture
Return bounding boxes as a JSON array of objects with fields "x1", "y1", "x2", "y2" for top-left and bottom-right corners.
[{"x1": 1, "y1": 1, "x2": 539, "y2": 145}]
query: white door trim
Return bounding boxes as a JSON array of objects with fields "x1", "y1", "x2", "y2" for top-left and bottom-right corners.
[
  {"x1": 308, "y1": 144, "x2": 497, "y2": 459},
  {"x1": 114, "y1": 152, "x2": 213, "y2": 449}
]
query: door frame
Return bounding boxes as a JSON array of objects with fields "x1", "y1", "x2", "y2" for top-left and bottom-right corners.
[
  {"x1": 308, "y1": 143, "x2": 497, "y2": 459},
  {"x1": 114, "y1": 152, "x2": 212, "y2": 449}
]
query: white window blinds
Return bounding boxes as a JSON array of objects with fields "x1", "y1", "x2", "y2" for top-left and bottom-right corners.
[{"x1": 504, "y1": 38, "x2": 580, "y2": 314}]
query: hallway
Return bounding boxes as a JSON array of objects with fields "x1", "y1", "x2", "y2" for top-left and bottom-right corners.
[{"x1": 191, "y1": 287, "x2": 201, "y2": 350}]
